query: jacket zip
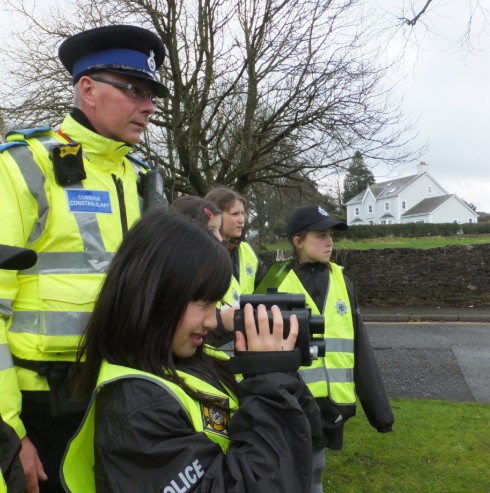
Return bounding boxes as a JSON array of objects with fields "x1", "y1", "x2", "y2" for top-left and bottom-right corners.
[{"x1": 112, "y1": 174, "x2": 128, "y2": 235}]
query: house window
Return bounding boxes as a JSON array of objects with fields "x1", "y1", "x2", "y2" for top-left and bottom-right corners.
[
  {"x1": 469, "y1": 218, "x2": 474, "y2": 224},
  {"x1": 355, "y1": 207, "x2": 360, "y2": 216},
  {"x1": 401, "y1": 201, "x2": 407, "y2": 210},
  {"x1": 428, "y1": 186, "x2": 432, "y2": 194},
  {"x1": 384, "y1": 202, "x2": 390, "y2": 211},
  {"x1": 368, "y1": 220, "x2": 374, "y2": 225},
  {"x1": 380, "y1": 220, "x2": 386, "y2": 225},
  {"x1": 368, "y1": 205, "x2": 373, "y2": 213}
]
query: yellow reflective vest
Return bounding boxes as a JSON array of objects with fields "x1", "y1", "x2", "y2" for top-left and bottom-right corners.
[
  {"x1": 277, "y1": 263, "x2": 356, "y2": 405},
  {"x1": 219, "y1": 242, "x2": 258, "y2": 308},
  {"x1": 61, "y1": 359, "x2": 238, "y2": 493},
  {"x1": 0, "y1": 115, "x2": 143, "y2": 438}
]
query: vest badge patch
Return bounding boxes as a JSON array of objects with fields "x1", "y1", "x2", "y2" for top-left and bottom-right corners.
[
  {"x1": 336, "y1": 299, "x2": 348, "y2": 315},
  {"x1": 66, "y1": 189, "x2": 112, "y2": 214},
  {"x1": 245, "y1": 263, "x2": 254, "y2": 277},
  {"x1": 201, "y1": 397, "x2": 230, "y2": 438}
]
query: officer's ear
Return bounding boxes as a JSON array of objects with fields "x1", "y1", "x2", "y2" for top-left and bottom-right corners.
[{"x1": 77, "y1": 75, "x2": 98, "y2": 108}]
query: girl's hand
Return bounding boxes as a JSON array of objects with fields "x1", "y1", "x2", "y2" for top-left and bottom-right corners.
[{"x1": 234, "y1": 303, "x2": 298, "y2": 352}]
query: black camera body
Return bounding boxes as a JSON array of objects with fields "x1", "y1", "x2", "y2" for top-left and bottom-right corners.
[{"x1": 234, "y1": 290, "x2": 326, "y2": 366}]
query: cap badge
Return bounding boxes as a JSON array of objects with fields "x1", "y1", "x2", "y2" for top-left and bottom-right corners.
[
  {"x1": 318, "y1": 207, "x2": 329, "y2": 217},
  {"x1": 147, "y1": 50, "x2": 156, "y2": 72}
]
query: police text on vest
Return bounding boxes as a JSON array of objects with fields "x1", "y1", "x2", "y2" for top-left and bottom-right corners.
[{"x1": 162, "y1": 459, "x2": 204, "y2": 492}]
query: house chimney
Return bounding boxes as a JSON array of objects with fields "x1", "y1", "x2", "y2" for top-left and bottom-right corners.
[{"x1": 417, "y1": 161, "x2": 429, "y2": 174}]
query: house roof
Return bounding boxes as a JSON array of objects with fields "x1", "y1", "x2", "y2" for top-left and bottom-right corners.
[
  {"x1": 345, "y1": 189, "x2": 366, "y2": 205},
  {"x1": 373, "y1": 174, "x2": 419, "y2": 199},
  {"x1": 344, "y1": 174, "x2": 421, "y2": 206},
  {"x1": 379, "y1": 213, "x2": 395, "y2": 218},
  {"x1": 402, "y1": 195, "x2": 452, "y2": 216}
]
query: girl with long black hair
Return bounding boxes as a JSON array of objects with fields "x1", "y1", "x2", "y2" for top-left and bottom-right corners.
[{"x1": 61, "y1": 209, "x2": 319, "y2": 493}]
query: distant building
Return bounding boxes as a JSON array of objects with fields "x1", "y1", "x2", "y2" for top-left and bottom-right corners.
[{"x1": 345, "y1": 162, "x2": 479, "y2": 226}]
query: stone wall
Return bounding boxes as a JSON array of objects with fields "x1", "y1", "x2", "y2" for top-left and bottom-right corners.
[{"x1": 258, "y1": 243, "x2": 490, "y2": 307}]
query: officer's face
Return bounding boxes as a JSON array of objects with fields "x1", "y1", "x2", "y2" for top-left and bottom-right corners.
[
  {"x1": 85, "y1": 72, "x2": 157, "y2": 144},
  {"x1": 172, "y1": 301, "x2": 218, "y2": 358},
  {"x1": 294, "y1": 228, "x2": 334, "y2": 264}
]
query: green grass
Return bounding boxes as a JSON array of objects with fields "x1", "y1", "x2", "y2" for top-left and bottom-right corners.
[
  {"x1": 323, "y1": 399, "x2": 490, "y2": 492},
  {"x1": 266, "y1": 234, "x2": 490, "y2": 252}
]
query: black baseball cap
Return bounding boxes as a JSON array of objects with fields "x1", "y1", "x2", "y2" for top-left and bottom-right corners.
[
  {"x1": 0, "y1": 245, "x2": 37, "y2": 270},
  {"x1": 59, "y1": 25, "x2": 169, "y2": 98},
  {"x1": 287, "y1": 206, "x2": 348, "y2": 238}
]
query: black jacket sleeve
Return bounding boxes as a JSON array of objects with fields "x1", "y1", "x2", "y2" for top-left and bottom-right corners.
[
  {"x1": 346, "y1": 277, "x2": 394, "y2": 433},
  {"x1": 93, "y1": 369, "x2": 318, "y2": 493}
]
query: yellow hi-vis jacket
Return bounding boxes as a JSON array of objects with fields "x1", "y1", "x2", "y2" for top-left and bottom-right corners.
[
  {"x1": 277, "y1": 263, "x2": 356, "y2": 405},
  {"x1": 0, "y1": 115, "x2": 143, "y2": 438},
  {"x1": 219, "y1": 242, "x2": 258, "y2": 308},
  {"x1": 61, "y1": 359, "x2": 238, "y2": 493}
]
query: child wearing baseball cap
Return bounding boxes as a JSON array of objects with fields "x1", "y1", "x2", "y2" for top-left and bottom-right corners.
[{"x1": 271, "y1": 205, "x2": 393, "y2": 492}]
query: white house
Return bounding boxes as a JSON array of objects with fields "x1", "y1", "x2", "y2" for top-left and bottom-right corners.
[{"x1": 345, "y1": 162, "x2": 479, "y2": 226}]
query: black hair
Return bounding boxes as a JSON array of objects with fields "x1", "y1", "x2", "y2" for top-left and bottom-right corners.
[{"x1": 74, "y1": 208, "x2": 234, "y2": 400}]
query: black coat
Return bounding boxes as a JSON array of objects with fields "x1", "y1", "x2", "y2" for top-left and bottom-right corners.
[
  {"x1": 92, "y1": 353, "x2": 322, "y2": 492},
  {"x1": 0, "y1": 416, "x2": 25, "y2": 493}
]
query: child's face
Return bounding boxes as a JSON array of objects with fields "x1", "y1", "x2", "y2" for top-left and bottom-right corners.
[
  {"x1": 294, "y1": 228, "x2": 334, "y2": 264},
  {"x1": 172, "y1": 301, "x2": 217, "y2": 358},
  {"x1": 208, "y1": 215, "x2": 223, "y2": 242},
  {"x1": 221, "y1": 200, "x2": 245, "y2": 240}
]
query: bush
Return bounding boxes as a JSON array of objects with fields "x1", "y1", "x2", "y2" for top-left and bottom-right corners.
[{"x1": 336, "y1": 222, "x2": 490, "y2": 241}]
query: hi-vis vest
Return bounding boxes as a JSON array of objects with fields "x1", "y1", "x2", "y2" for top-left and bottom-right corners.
[
  {"x1": 0, "y1": 116, "x2": 143, "y2": 436},
  {"x1": 219, "y1": 242, "x2": 258, "y2": 307},
  {"x1": 278, "y1": 263, "x2": 355, "y2": 405},
  {"x1": 61, "y1": 359, "x2": 238, "y2": 493}
]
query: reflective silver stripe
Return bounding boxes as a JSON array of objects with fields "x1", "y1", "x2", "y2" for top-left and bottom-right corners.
[
  {"x1": 64, "y1": 182, "x2": 107, "y2": 253},
  {"x1": 324, "y1": 338, "x2": 354, "y2": 353},
  {"x1": 0, "y1": 298, "x2": 13, "y2": 317},
  {"x1": 299, "y1": 366, "x2": 328, "y2": 384},
  {"x1": 22, "y1": 251, "x2": 114, "y2": 275},
  {"x1": 0, "y1": 344, "x2": 14, "y2": 371},
  {"x1": 9, "y1": 146, "x2": 49, "y2": 243},
  {"x1": 9, "y1": 311, "x2": 91, "y2": 336},
  {"x1": 326, "y1": 368, "x2": 354, "y2": 383},
  {"x1": 299, "y1": 366, "x2": 354, "y2": 384}
]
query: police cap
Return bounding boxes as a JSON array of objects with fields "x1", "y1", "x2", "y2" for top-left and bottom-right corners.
[{"x1": 59, "y1": 25, "x2": 168, "y2": 98}]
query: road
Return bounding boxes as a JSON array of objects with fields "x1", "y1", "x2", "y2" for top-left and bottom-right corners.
[{"x1": 365, "y1": 322, "x2": 490, "y2": 404}]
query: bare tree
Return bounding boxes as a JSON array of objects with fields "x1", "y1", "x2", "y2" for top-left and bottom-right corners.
[
  {"x1": 0, "y1": 0, "x2": 420, "y2": 197},
  {"x1": 385, "y1": 0, "x2": 490, "y2": 50}
]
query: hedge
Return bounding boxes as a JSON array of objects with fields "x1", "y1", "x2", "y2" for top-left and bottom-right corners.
[{"x1": 333, "y1": 222, "x2": 490, "y2": 241}]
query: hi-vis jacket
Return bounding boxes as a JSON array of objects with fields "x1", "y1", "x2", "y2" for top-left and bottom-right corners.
[
  {"x1": 0, "y1": 114, "x2": 144, "y2": 438},
  {"x1": 278, "y1": 263, "x2": 355, "y2": 405},
  {"x1": 61, "y1": 352, "x2": 320, "y2": 493},
  {"x1": 220, "y1": 242, "x2": 258, "y2": 308},
  {"x1": 61, "y1": 359, "x2": 238, "y2": 493},
  {"x1": 276, "y1": 261, "x2": 394, "y2": 450}
]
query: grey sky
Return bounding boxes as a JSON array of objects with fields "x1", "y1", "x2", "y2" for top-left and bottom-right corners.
[
  {"x1": 1, "y1": 0, "x2": 489, "y2": 212},
  {"x1": 373, "y1": 0, "x2": 490, "y2": 213}
]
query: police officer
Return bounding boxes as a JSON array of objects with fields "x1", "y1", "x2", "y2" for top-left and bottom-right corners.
[{"x1": 0, "y1": 25, "x2": 168, "y2": 493}]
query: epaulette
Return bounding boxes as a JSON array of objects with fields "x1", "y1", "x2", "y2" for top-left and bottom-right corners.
[
  {"x1": 126, "y1": 153, "x2": 151, "y2": 170},
  {"x1": 5, "y1": 126, "x2": 52, "y2": 140},
  {"x1": 0, "y1": 141, "x2": 28, "y2": 153}
]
